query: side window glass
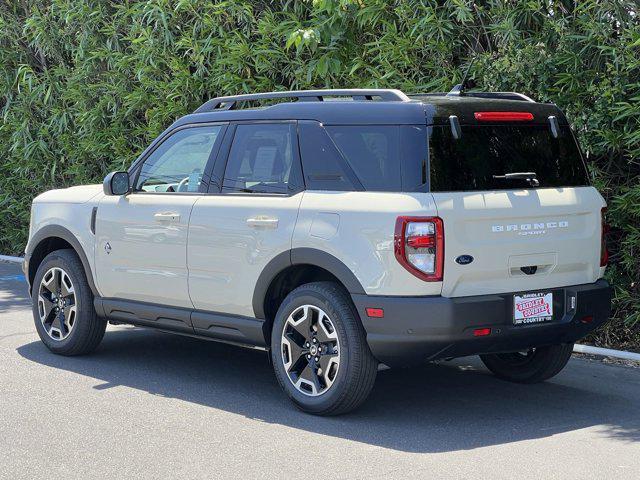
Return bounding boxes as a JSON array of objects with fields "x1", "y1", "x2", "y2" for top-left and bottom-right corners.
[
  {"x1": 222, "y1": 124, "x2": 298, "y2": 194},
  {"x1": 298, "y1": 121, "x2": 360, "y2": 191},
  {"x1": 136, "y1": 125, "x2": 223, "y2": 193},
  {"x1": 325, "y1": 125, "x2": 402, "y2": 192}
]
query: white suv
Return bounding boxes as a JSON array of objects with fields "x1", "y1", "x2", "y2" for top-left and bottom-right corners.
[{"x1": 24, "y1": 89, "x2": 611, "y2": 415}]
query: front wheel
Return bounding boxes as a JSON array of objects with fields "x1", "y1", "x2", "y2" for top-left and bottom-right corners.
[
  {"x1": 32, "y1": 249, "x2": 107, "y2": 356},
  {"x1": 480, "y1": 343, "x2": 574, "y2": 384},
  {"x1": 271, "y1": 282, "x2": 378, "y2": 415}
]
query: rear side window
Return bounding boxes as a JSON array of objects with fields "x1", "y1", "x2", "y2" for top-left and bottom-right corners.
[
  {"x1": 222, "y1": 123, "x2": 300, "y2": 194},
  {"x1": 298, "y1": 123, "x2": 428, "y2": 192},
  {"x1": 326, "y1": 125, "x2": 401, "y2": 192},
  {"x1": 428, "y1": 125, "x2": 589, "y2": 192},
  {"x1": 297, "y1": 121, "x2": 361, "y2": 191}
]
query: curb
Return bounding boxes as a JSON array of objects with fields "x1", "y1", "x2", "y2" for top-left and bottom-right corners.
[
  {"x1": 0, "y1": 255, "x2": 23, "y2": 264},
  {"x1": 0, "y1": 253, "x2": 638, "y2": 361},
  {"x1": 573, "y1": 344, "x2": 640, "y2": 362}
]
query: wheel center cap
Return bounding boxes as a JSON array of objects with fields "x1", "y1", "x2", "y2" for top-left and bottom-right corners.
[{"x1": 309, "y1": 345, "x2": 318, "y2": 356}]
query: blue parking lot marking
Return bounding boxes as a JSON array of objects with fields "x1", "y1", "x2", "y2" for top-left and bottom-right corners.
[{"x1": 0, "y1": 274, "x2": 26, "y2": 282}]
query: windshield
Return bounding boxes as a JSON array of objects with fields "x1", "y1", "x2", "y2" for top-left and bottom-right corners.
[{"x1": 428, "y1": 125, "x2": 589, "y2": 192}]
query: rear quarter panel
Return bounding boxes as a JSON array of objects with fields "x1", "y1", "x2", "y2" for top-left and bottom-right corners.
[{"x1": 293, "y1": 191, "x2": 441, "y2": 296}]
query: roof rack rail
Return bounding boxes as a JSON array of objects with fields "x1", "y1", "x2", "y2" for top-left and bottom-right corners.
[
  {"x1": 194, "y1": 89, "x2": 410, "y2": 113},
  {"x1": 411, "y1": 91, "x2": 535, "y2": 102}
]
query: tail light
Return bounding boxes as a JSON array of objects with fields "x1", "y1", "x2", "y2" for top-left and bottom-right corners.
[
  {"x1": 600, "y1": 207, "x2": 609, "y2": 267},
  {"x1": 394, "y1": 217, "x2": 444, "y2": 281}
]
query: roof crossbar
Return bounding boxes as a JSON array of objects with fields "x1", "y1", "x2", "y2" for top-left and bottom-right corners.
[{"x1": 194, "y1": 89, "x2": 410, "y2": 113}]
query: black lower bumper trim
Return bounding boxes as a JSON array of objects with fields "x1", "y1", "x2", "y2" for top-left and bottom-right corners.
[{"x1": 352, "y1": 279, "x2": 611, "y2": 367}]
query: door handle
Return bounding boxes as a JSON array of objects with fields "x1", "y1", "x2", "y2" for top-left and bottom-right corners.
[
  {"x1": 246, "y1": 216, "x2": 279, "y2": 229},
  {"x1": 154, "y1": 212, "x2": 181, "y2": 222}
]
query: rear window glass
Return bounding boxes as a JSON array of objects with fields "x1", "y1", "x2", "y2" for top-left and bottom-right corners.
[{"x1": 428, "y1": 125, "x2": 589, "y2": 192}]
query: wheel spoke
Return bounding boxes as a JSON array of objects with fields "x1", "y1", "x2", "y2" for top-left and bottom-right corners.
[
  {"x1": 59, "y1": 272, "x2": 74, "y2": 298},
  {"x1": 38, "y1": 295, "x2": 55, "y2": 323},
  {"x1": 285, "y1": 338, "x2": 306, "y2": 372},
  {"x1": 289, "y1": 306, "x2": 312, "y2": 339},
  {"x1": 41, "y1": 270, "x2": 57, "y2": 295},
  {"x1": 318, "y1": 351, "x2": 338, "y2": 372},
  {"x1": 299, "y1": 363, "x2": 323, "y2": 393},
  {"x1": 57, "y1": 311, "x2": 68, "y2": 337},
  {"x1": 53, "y1": 269, "x2": 62, "y2": 293},
  {"x1": 314, "y1": 311, "x2": 337, "y2": 343},
  {"x1": 49, "y1": 313, "x2": 62, "y2": 336},
  {"x1": 63, "y1": 306, "x2": 76, "y2": 331}
]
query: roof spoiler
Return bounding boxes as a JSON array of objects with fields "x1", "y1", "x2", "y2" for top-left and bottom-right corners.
[{"x1": 416, "y1": 91, "x2": 535, "y2": 102}]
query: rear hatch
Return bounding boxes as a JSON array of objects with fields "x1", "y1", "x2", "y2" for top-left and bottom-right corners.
[{"x1": 425, "y1": 98, "x2": 605, "y2": 297}]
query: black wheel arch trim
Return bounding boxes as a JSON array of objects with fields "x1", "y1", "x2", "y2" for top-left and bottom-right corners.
[
  {"x1": 25, "y1": 224, "x2": 98, "y2": 297},
  {"x1": 252, "y1": 247, "x2": 365, "y2": 319}
]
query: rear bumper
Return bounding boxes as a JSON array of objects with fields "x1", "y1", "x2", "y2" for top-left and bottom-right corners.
[{"x1": 351, "y1": 279, "x2": 611, "y2": 367}]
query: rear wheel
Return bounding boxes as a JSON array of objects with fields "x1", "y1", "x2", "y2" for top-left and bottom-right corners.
[
  {"x1": 480, "y1": 343, "x2": 573, "y2": 384},
  {"x1": 271, "y1": 282, "x2": 378, "y2": 415},
  {"x1": 32, "y1": 249, "x2": 106, "y2": 355}
]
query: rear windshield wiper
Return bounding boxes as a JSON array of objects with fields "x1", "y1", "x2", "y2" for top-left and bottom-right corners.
[{"x1": 492, "y1": 172, "x2": 539, "y2": 187}]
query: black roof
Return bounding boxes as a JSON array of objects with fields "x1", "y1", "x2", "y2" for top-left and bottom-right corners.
[{"x1": 169, "y1": 88, "x2": 566, "y2": 130}]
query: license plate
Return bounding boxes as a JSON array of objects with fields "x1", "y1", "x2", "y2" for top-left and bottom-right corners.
[{"x1": 513, "y1": 292, "x2": 553, "y2": 325}]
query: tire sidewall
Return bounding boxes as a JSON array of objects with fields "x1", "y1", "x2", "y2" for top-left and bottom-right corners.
[
  {"x1": 32, "y1": 250, "x2": 93, "y2": 352},
  {"x1": 270, "y1": 287, "x2": 356, "y2": 413},
  {"x1": 481, "y1": 344, "x2": 573, "y2": 383}
]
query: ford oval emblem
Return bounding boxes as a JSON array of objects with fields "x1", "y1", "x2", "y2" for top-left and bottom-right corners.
[{"x1": 455, "y1": 255, "x2": 474, "y2": 265}]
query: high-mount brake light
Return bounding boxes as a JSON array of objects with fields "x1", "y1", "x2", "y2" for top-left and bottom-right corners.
[
  {"x1": 474, "y1": 111, "x2": 534, "y2": 122},
  {"x1": 600, "y1": 207, "x2": 609, "y2": 267},
  {"x1": 394, "y1": 217, "x2": 444, "y2": 282}
]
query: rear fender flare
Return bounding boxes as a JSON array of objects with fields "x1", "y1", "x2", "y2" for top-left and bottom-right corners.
[{"x1": 252, "y1": 248, "x2": 365, "y2": 319}]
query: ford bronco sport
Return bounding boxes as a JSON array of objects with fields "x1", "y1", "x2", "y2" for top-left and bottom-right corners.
[{"x1": 24, "y1": 88, "x2": 611, "y2": 415}]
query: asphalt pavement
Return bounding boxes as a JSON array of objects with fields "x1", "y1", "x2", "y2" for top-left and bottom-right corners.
[{"x1": 0, "y1": 261, "x2": 638, "y2": 479}]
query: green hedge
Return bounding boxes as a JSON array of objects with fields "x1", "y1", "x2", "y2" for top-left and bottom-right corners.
[{"x1": 1, "y1": 1, "x2": 638, "y2": 349}]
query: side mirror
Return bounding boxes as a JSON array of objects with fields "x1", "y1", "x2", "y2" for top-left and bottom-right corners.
[{"x1": 103, "y1": 171, "x2": 130, "y2": 196}]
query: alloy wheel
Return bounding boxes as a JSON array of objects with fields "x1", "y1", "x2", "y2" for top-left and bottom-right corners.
[
  {"x1": 37, "y1": 267, "x2": 77, "y2": 341},
  {"x1": 281, "y1": 305, "x2": 341, "y2": 396}
]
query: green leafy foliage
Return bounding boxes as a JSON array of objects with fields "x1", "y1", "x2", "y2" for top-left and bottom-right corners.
[{"x1": 1, "y1": 0, "x2": 638, "y2": 348}]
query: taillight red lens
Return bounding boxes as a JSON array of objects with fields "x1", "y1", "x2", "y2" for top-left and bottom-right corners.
[
  {"x1": 600, "y1": 207, "x2": 609, "y2": 267},
  {"x1": 473, "y1": 328, "x2": 491, "y2": 337},
  {"x1": 474, "y1": 111, "x2": 534, "y2": 122},
  {"x1": 394, "y1": 216, "x2": 444, "y2": 281}
]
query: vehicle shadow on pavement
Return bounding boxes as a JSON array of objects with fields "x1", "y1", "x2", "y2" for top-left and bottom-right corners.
[{"x1": 17, "y1": 327, "x2": 640, "y2": 453}]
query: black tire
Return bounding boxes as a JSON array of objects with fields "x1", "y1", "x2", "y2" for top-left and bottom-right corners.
[
  {"x1": 31, "y1": 249, "x2": 106, "y2": 355},
  {"x1": 480, "y1": 343, "x2": 574, "y2": 384},
  {"x1": 270, "y1": 282, "x2": 378, "y2": 415}
]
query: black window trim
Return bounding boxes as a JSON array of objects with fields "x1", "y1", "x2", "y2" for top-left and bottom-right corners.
[
  {"x1": 128, "y1": 122, "x2": 229, "y2": 196},
  {"x1": 209, "y1": 119, "x2": 305, "y2": 198}
]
